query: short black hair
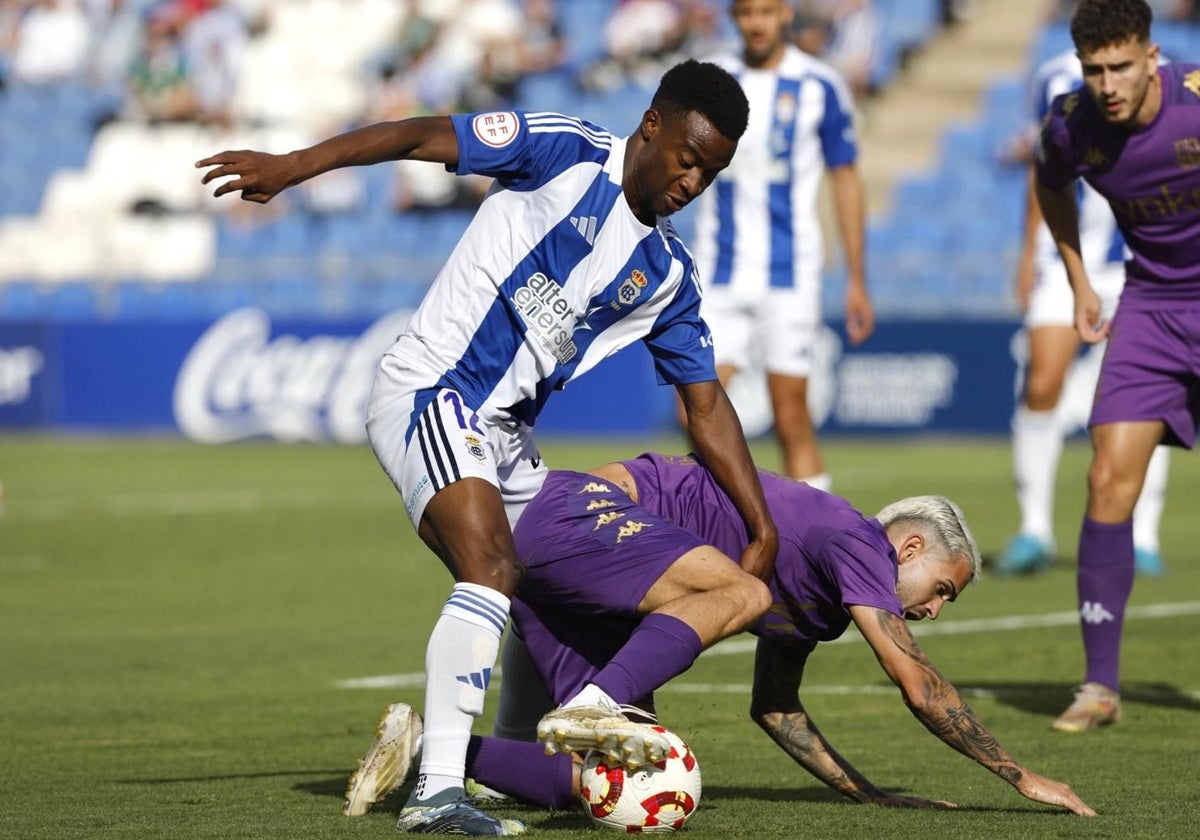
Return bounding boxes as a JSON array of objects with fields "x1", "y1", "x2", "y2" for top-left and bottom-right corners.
[
  {"x1": 1071, "y1": 0, "x2": 1152, "y2": 54},
  {"x1": 651, "y1": 59, "x2": 749, "y2": 141}
]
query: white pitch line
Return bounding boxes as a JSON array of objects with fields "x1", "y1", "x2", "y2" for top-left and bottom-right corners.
[
  {"x1": 8, "y1": 486, "x2": 389, "y2": 521},
  {"x1": 333, "y1": 600, "x2": 1200, "y2": 690}
]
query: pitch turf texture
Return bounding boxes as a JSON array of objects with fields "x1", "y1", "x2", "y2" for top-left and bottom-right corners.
[{"x1": 2, "y1": 435, "x2": 1198, "y2": 839}]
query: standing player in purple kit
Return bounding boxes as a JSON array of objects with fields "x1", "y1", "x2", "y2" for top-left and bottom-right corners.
[
  {"x1": 1035, "y1": 0, "x2": 1200, "y2": 732},
  {"x1": 352, "y1": 452, "x2": 1095, "y2": 816}
]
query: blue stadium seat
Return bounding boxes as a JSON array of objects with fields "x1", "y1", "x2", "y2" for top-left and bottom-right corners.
[
  {"x1": 45, "y1": 282, "x2": 98, "y2": 321},
  {"x1": 0, "y1": 281, "x2": 40, "y2": 320}
]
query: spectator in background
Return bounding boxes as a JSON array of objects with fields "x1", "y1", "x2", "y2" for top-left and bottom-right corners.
[
  {"x1": 516, "y1": 0, "x2": 566, "y2": 77},
  {"x1": 10, "y1": 0, "x2": 91, "y2": 84},
  {"x1": 792, "y1": 0, "x2": 880, "y2": 102},
  {"x1": 126, "y1": 8, "x2": 197, "y2": 123},
  {"x1": 581, "y1": 0, "x2": 686, "y2": 91},
  {"x1": 180, "y1": 0, "x2": 247, "y2": 127}
]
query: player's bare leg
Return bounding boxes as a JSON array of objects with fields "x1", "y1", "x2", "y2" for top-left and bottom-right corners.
[
  {"x1": 768, "y1": 371, "x2": 829, "y2": 490},
  {"x1": 395, "y1": 478, "x2": 526, "y2": 835}
]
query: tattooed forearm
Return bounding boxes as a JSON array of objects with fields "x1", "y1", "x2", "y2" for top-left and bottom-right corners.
[{"x1": 872, "y1": 609, "x2": 1024, "y2": 785}]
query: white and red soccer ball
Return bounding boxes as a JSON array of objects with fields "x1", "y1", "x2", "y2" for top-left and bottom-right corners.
[{"x1": 580, "y1": 726, "x2": 702, "y2": 833}]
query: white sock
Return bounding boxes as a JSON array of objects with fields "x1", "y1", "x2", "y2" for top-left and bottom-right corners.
[
  {"x1": 1132, "y1": 446, "x2": 1170, "y2": 552},
  {"x1": 1012, "y1": 405, "x2": 1061, "y2": 544},
  {"x1": 415, "y1": 582, "x2": 509, "y2": 801},
  {"x1": 799, "y1": 472, "x2": 832, "y2": 493},
  {"x1": 561, "y1": 683, "x2": 613, "y2": 710}
]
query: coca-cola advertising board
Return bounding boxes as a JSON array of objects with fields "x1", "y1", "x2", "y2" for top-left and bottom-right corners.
[{"x1": 1, "y1": 309, "x2": 1039, "y2": 438}]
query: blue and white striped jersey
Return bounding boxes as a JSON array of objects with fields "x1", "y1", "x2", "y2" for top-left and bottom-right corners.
[
  {"x1": 396, "y1": 110, "x2": 716, "y2": 428},
  {"x1": 1029, "y1": 49, "x2": 1126, "y2": 274},
  {"x1": 692, "y1": 45, "x2": 858, "y2": 291}
]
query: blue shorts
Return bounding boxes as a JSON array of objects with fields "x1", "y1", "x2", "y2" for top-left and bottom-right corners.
[{"x1": 510, "y1": 470, "x2": 708, "y2": 703}]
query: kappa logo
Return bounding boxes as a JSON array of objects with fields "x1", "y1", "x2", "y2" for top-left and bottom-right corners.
[
  {"x1": 1082, "y1": 147, "x2": 1110, "y2": 167},
  {"x1": 1185, "y1": 68, "x2": 1200, "y2": 98},
  {"x1": 570, "y1": 215, "x2": 598, "y2": 245},
  {"x1": 593, "y1": 511, "x2": 625, "y2": 530},
  {"x1": 1080, "y1": 601, "x2": 1115, "y2": 625},
  {"x1": 586, "y1": 498, "x2": 618, "y2": 511},
  {"x1": 615, "y1": 521, "x2": 653, "y2": 542},
  {"x1": 578, "y1": 481, "x2": 612, "y2": 494},
  {"x1": 1175, "y1": 137, "x2": 1200, "y2": 169}
]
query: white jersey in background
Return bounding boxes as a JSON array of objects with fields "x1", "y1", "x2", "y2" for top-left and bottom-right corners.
[
  {"x1": 1029, "y1": 50, "x2": 1126, "y2": 287},
  {"x1": 393, "y1": 109, "x2": 716, "y2": 430},
  {"x1": 692, "y1": 45, "x2": 857, "y2": 292}
]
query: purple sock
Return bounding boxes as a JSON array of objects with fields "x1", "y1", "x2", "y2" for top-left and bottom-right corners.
[
  {"x1": 465, "y1": 735, "x2": 576, "y2": 809},
  {"x1": 590, "y1": 613, "x2": 703, "y2": 705},
  {"x1": 1077, "y1": 516, "x2": 1135, "y2": 692}
]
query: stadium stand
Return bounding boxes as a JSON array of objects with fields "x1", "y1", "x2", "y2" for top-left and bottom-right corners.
[{"x1": 0, "y1": 0, "x2": 1087, "y2": 324}]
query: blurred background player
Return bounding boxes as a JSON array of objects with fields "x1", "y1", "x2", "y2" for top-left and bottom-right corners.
[
  {"x1": 997, "y1": 45, "x2": 1170, "y2": 577},
  {"x1": 1035, "y1": 0, "x2": 1200, "y2": 732},
  {"x1": 689, "y1": 0, "x2": 874, "y2": 492},
  {"x1": 198, "y1": 60, "x2": 780, "y2": 835}
]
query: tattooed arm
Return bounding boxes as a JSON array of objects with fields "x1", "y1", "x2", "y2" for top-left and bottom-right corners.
[
  {"x1": 750, "y1": 637, "x2": 953, "y2": 809},
  {"x1": 850, "y1": 604, "x2": 1096, "y2": 816}
]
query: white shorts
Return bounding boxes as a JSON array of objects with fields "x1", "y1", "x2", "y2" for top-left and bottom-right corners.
[
  {"x1": 702, "y1": 281, "x2": 822, "y2": 378},
  {"x1": 366, "y1": 346, "x2": 549, "y2": 530},
  {"x1": 1025, "y1": 262, "x2": 1125, "y2": 329}
]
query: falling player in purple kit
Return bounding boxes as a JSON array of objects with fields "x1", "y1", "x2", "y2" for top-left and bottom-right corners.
[
  {"x1": 1035, "y1": 0, "x2": 1200, "y2": 732},
  {"x1": 350, "y1": 453, "x2": 1095, "y2": 817}
]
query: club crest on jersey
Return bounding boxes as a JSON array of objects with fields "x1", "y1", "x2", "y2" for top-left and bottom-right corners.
[
  {"x1": 578, "y1": 481, "x2": 611, "y2": 494},
  {"x1": 472, "y1": 112, "x2": 519, "y2": 147},
  {"x1": 774, "y1": 91, "x2": 796, "y2": 126},
  {"x1": 1185, "y1": 69, "x2": 1200, "y2": 98},
  {"x1": 1175, "y1": 137, "x2": 1200, "y2": 169},
  {"x1": 512, "y1": 272, "x2": 579, "y2": 363},
  {"x1": 463, "y1": 433, "x2": 487, "y2": 461},
  {"x1": 615, "y1": 269, "x2": 649, "y2": 308}
]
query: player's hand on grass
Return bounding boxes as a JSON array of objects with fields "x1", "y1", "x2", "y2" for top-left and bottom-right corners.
[
  {"x1": 870, "y1": 792, "x2": 956, "y2": 809},
  {"x1": 196, "y1": 150, "x2": 295, "y2": 203},
  {"x1": 1014, "y1": 770, "x2": 1097, "y2": 816}
]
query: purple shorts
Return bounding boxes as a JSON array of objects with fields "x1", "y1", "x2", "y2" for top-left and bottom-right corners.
[
  {"x1": 510, "y1": 470, "x2": 708, "y2": 703},
  {"x1": 1090, "y1": 305, "x2": 1200, "y2": 448}
]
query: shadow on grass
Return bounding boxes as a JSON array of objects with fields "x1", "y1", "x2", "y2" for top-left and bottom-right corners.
[
  {"x1": 954, "y1": 680, "x2": 1200, "y2": 716},
  {"x1": 118, "y1": 768, "x2": 353, "y2": 785}
]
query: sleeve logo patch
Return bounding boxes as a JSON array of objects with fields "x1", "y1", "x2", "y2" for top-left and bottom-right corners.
[{"x1": 472, "y1": 112, "x2": 519, "y2": 147}]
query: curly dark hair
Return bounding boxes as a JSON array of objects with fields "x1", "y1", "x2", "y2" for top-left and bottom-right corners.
[
  {"x1": 651, "y1": 59, "x2": 749, "y2": 141},
  {"x1": 1071, "y1": 0, "x2": 1152, "y2": 54}
]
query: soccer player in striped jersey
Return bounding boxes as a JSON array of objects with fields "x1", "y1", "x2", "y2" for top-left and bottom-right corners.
[
  {"x1": 690, "y1": 0, "x2": 874, "y2": 491},
  {"x1": 197, "y1": 60, "x2": 779, "y2": 835},
  {"x1": 1036, "y1": 0, "x2": 1200, "y2": 732},
  {"x1": 998, "y1": 47, "x2": 1170, "y2": 577}
]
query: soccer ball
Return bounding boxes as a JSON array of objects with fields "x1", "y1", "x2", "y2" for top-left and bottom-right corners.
[{"x1": 580, "y1": 727, "x2": 701, "y2": 833}]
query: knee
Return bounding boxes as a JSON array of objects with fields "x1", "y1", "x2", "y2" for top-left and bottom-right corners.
[
  {"x1": 1086, "y1": 456, "x2": 1140, "y2": 517},
  {"x1": 731, "y1": 575, "x2": 773, "y2": 629}
]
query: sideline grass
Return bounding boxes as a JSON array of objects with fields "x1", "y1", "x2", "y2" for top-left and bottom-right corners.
[{"x1": 1, "y1": 435, "x2": 1197, "y2": 839}]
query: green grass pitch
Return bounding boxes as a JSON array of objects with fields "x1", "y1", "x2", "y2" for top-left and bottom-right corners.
[{"x1": 1, "y1": 434, "x2": 1198, "y2": 839}]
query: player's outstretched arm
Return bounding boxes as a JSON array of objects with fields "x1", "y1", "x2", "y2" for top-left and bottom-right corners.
[
  {"x1": 677, "y1": 380, "x2": 778, "y2": 582},
  {"x1": 851, "y1": 605, "x2": 1097, "y2": 816},
  {"x1": 195, "y1": 116, "x2": 460, "y2": 203},
  {"x1": 750, "y1": 637, "x2": 955, "y2": 810}
]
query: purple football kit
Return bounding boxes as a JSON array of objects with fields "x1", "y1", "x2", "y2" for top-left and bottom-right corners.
[
  {"x1": 1036, "y1": 60, "x2": 1200, "y2": 696},
  {"x1": 1038, "y1": 61, "x2": 1200, "y2": 447},
  {"x1": 508, "y1": 452, "x2": 903, "y2": 704}
]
